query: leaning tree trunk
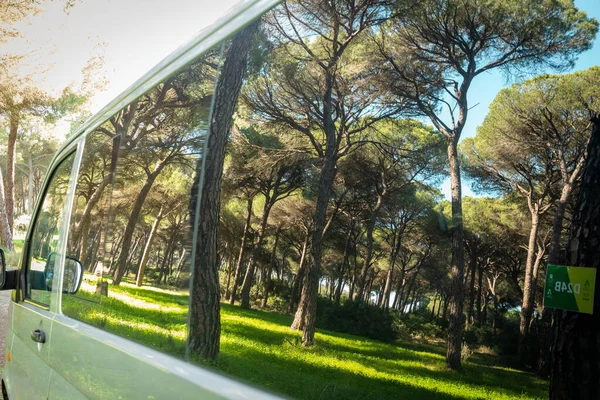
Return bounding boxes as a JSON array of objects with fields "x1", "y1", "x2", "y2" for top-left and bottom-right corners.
[
  {"x1": 446, "y1": 139, "x2": 466, "y2": 370},
  {"x1": 187, "y1": 21, "x2": 258, "y2": 361},
  {"x1": 550, "y1": 115, "x2": 600, "y2": 399}
]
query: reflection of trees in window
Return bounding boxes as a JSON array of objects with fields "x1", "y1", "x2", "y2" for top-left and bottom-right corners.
[
  {"x1": 31, "y1": 157, "x2": 73, "y2": 259},
  {"x1": 29, "y1": 153, "x2": 75, "y2": 304},
  {"x1": 110, "y1": 53, "x2": 218, "y2": 285}
]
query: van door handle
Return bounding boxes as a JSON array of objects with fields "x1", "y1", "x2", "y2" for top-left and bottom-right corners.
[{"x1": 30, "y1": 329, "x2": 46, "y2": 343}]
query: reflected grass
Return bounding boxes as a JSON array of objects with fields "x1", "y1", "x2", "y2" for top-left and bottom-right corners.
[{"x1": 62, "y1": 285, "x2": 548, "y2": 400}]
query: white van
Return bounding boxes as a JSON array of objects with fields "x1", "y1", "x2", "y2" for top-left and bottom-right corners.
[{"x1": 0, "y1": 0, "x2": 283, "y2": 398}]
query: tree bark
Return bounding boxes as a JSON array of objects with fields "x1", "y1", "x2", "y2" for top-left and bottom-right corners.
[
  {"x1": 446, "y1": 139, "x2": 466, "y2": 370},
  {"x1": 187, "y1": 21, "x2": 258, "y2": 360},
  {"x1": 538, "y1": 157, "x2": 583, "y2": 377},
  {"x1": 476, "y1": 264, "x2": 484, "y2": 326},
  {"x1": 261, "y1": 225, "x2": 281, "y2": 308},
  {"x1": 230, "y1": 198, "x2": 253, "y2": 304},
  {"x1": 467, "y1": 242, "x2": 478, "y2": 326},
  {"x1": 356, "y1": 196, "x2": 383, "y2": 300},
  {"x1": 289, "y1": 234, "x2": 309, "y2": 318},
  {"x1": 136, "y1": 207, "x2": 164, "y2": 287},
  {"x1": 298, "y1": 133, "x2": 337, "y2": 346},
  {"x1": 0, "y1": 169, "x2": 14, "y2": 251},
  {"x1": 519, "y1": 209, "x2": 540, "y2": 365},
  {"x1": 27, "y1": 154, "x2": 34, "y2": 214},
  {"x1": 240, "y1": 202, "x2": 273, "y2": 309},
  {"x1": 112, "y1": 171, "x2": 161, "y2": 285},
  {"x1": 550, "y1": 116, "x2": 600, "y2": 399},
  {"x1": 6, "y1": 111, "x2": 19, "y2": 233}
]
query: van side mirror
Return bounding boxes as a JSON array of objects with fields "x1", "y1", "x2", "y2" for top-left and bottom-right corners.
[
  {"x1": 0, "y1": 249, "x2": 19, "y2": 291},
  {"x1": 42, "y1": 252, "x2": 83, "y2": 294},
  {"x1": 63, "y1": 256, "x2": 83, "y2": 294}
]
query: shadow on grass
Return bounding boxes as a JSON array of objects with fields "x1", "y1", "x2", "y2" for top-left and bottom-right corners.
[
  {"x1": 216, "y1": 346, "x2": 466, "y2": 400},
  {"x1": 110, "y1": 283, "x2": 190, "y2": 306},
  {"x1": 63, "y1": 288, "x2": 546, "y2": 400}
]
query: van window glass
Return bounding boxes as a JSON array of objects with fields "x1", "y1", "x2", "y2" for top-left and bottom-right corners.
[
  {"x1": 27, "y1": 152, "x2": 76, "y2": 306},
  {"x1": 60, "y1": 45, "x2": 224, "y2": 359},
  {"x1": 63, "y1": 130, "x2": 119, "y2": 304}
]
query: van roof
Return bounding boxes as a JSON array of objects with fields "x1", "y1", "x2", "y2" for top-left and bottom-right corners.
[{"x1": 54, "y1": 0, "x2": 279, "y2": 161}]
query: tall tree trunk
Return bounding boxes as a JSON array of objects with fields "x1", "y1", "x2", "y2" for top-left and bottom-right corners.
[
  {"x1": 224, "y1": 254, "x2": 234, "y2": 300},
  {"x1": 476, "y1": 264, "x2": 483, "y2": 326},
  {"x1": 356, "y1": 196, "x2": 383, "y2": 300},
  {"x1": 136, "y1": 207, "x2": 164, "y2": 287},
  {"x1": 0, "y1": 169, "x2": 14, "y2": 251},
  {"x1": 446, "y1": 139, "x2": 466, "y2": 370},
  {"x1": 27, "y1": 154, "x2": 34, "y2": 214},
  {"x1": 6, "y1": 111, "x2": 19, "y2": 233},
  {"x1": 550, "y1": 115, "x2": 600, "y2": 399},
  {"x1": 187, "y1": 21, "x2": 258, "y2": 361},
  {"x1": 382, "y1": 233, "x2": 401, "y2": 310},
  {"x1": 538, "y1": 164, "x2": 583, "y2": 377},
  {"x1": 297, "y1": 132, "x2": 337, "y2": 346},
  {"x1": 230, "y1": 198, "x2": 253, "y2": 304},
  {"x1": 76, "y1": 134, "x2": 121, "y2": 258},
  {"x1": 112, "y1": 171, "x2": 161, "y2": 285},
  {"x1": 262, "y1": 225, "x2": 281, "y2": 308},
  {"x1": 519, "y1": 210, "x2": 540, "y2": 365},
  {"x1": 240, "y1": 202, "x2": 272, "y2": 309},
  {"x1": 466, "y1": 244, "x2": 478, "y2": 326},
  {"x1": 289, "y1": 234, "x2": 309, "y2": 317}
]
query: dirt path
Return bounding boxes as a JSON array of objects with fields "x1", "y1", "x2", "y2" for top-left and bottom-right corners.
[{"x1": 0, "y1": 291, "x2": 11, "y2": 369}]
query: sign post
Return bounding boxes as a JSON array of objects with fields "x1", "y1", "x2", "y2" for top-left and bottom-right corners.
[{"x1": 543, "y1": 264, "x2": 596, "y2": 314}]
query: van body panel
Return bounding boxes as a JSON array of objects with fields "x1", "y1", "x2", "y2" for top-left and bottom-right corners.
[
  {"x1": 48, "y1": 314, "x2": 280, "y2": 400},
  {"x1": 6, "y1": 302, "x2": 55, "y2": 399}
]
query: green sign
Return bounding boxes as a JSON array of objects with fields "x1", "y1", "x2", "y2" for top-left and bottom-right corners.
[{"x1": 544, "y1": 264, "x2": 596, "y2": 314}]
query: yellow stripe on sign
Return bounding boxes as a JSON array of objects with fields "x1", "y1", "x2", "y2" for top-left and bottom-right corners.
[{"x1": 566, "y1": 266, "x2": 596, "y2": 315}]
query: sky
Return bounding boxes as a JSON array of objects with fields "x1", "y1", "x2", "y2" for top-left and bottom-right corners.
[{"x1": 3, "y1": 0, "x2": 600, "y2": 200}]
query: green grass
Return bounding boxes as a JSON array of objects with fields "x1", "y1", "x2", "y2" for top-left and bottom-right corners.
[{"x1": 62, "y1": 283, "x2": 548, "y2": 400}]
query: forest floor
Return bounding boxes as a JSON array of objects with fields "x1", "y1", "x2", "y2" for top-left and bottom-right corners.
[{"x1": 63, "y1": 283, "x2": 549, "y2": 400}]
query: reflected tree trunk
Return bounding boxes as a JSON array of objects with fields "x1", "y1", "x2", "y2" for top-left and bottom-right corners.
[
  {"x1": 136, "y1": 206, "x2": 164, "y2": 287},
  {"x1": 187, "y1": 21, "x2": 258, "y2": 360}
]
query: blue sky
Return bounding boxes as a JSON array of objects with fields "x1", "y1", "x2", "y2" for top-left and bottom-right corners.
[{"x1": 440, "y1": 0, "x2": 600, "y2": 200}]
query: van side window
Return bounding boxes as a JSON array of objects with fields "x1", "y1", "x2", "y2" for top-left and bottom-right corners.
[
  {"x1": 27, "y1": 153, "x2": 76, "y2": 306},
  {"x1": 60, "y1": 47, "x2": 223, "y2": 358},
  {"x1": 62, "y1": 129, "x2": 118, "y2": 305}
]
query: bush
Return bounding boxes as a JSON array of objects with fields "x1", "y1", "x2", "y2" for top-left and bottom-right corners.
[
  {"x1": 394, "y1": 312, "x2": 445, "y2": 340},
  {"x1": 267, "y1": 296, "x2": 288, "y2": 314},
  {"x1": 269, "y1": 279, "x2": 292, "y2": 302},
  {"x1": 315, "y1": 298, "x2": 397, "y2": 342},
  {"x1": 464, "y1": 325, "x2": 494, "y2": 349}
]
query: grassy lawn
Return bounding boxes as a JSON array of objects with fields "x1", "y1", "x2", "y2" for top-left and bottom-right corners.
[{"x1": 63, "y1": 283, "x2": 548, "y2": 400}]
